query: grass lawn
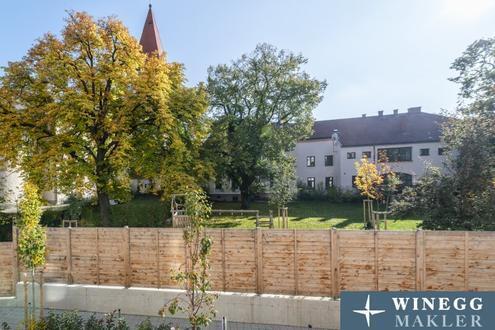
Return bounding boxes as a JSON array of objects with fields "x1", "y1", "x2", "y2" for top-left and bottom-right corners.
[
  {"x1": 77, "y1": 195, "x2": 421, "y2": 230},
  {"x1": 208, "y1": 201, "x2": 421, "y2": 230}
]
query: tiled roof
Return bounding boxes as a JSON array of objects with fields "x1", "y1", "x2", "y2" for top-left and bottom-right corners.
[{"x1": 309, "y1": 110, "x2": 446, "y2": 147}]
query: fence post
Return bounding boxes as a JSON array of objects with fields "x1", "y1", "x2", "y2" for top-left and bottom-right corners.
[
  {"x1": 96, "y1": 228, "x2": 100, "y2": 285},
  {"x1": 464, "y1": 231, "x2": 469, "y2": 291},
  {"x1": 293, "y1": 229, "x2": 298, "y2": 295},
  {"x1": 156, "y1": 228, "x2": 161, "y2": 289},
  {"x1": 124, "y1": 226, "x2": 131, "y2": 288},
  {"x1": 330, "y1": 228, "x2": 339, "y2": 298},
  {"x1": 255, "y1": 228, "x2": 263, "y2": 294},
  {"x1": 221, "y1": 229, "x2": 226, "y2": 291},
  {"x1": 415, "y1": 229, "x2": 425, "y2": 291},
  {"x1": 67, "y1": 228, "x2": 72, "y2": 284},
  {"x1": 374, "y1": 230, "x2": 379, "y2": 290},
  {"x1": 12, "y1": 225, "x2": 18, "y2": 296}
]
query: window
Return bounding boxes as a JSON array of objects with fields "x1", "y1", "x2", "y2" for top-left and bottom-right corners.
[
  {"x1": 420, "y1": 148, "x2": 430, "y2": 156},
  {"x1": 325, "y1": 177, "x2": 334, "y2": 189},
  {"x1": 324, "y1": 155, "x2": 333, "y2": 166},
  {"x1": 215, "y1": 180, "x2": 223, "y2": 190},
  {"x1": 362, "y1": 151, "x2": 372, "y2": 159},
  {"x1": 306, "y1": 156, "x2": 315, "y2": 167},
  {"x1": 347, "y1": 152, "x2": 356, "y2": 159},
  {"x1": 352, "y1": 175, "x2": 357, "y2": 188},
  {"x1": 231, "y1": 181, "x2": 239, "y2": 191},
  {"x1": 438, "y1": 148, "x2": 446, "y2": 155},
  {"x1": 307, "y1": 177, "x2": 315, "y2": 189},
  {"x1": 377, "y1": 147, "x2": 412, "y2": 162},
  {"x1": 397, "y1": 173, "x2": 413, "y2": 187}
]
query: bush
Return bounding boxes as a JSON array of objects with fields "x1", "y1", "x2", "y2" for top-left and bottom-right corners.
[
  {"x1": 136, "y1": 319, "x2": 173, "y2": 330},
  {"x1": 297, "y1": 182, "x2": 327, "y2": 201},
  {"x1": 297, "y1": 181, "x2": 361, "y2": 203},
  {"x1": 24, "y1": 310, "x2": 174, "y2": 330},
  {"x1": 390, "y1": 168, "x2": 495, "y2": 230},
  {"x1": 41, "y1": 210, "x2": 64, "y2": 227}
]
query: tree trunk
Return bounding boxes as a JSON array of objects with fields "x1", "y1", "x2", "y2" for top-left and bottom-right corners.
[
  {"x1": 240, "y1": 188, "x2": 250, "y2": 209},
  {"x1": 97, "y1": 190, "x2": 111, "y2": 226}
]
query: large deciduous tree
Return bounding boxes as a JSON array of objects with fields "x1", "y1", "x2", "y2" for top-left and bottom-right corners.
[
  {"x1": 0, "y1": 12, "x2": 210, "y2": 225},
  {"x1": 206, "y1": 44, "x2": 326, "y2": 208},
  {"x1": 392, "y1": 37, "x2": 495, "y2": 229}
]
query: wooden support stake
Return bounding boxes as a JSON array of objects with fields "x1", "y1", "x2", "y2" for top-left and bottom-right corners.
[
  {"x1": 330, "y1": 228, "x2": 339, "y2": 297},
  {"x1": 221, "y1": 229, "x2": 226, "y2": 292},
  {"x1": 255, "y1": 228, "x2": 263, "y2": 294},
  {"x1": 293, "y1": 229, "x2": 298, "y2": 295}
]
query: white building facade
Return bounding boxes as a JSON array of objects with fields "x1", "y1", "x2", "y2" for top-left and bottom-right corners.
[
  {"x1": 295, "y1": 107, "x2": 447, "y2": 191},
  {"x1": 208, "y1": 107, "x2": 447, "y2": 200}
]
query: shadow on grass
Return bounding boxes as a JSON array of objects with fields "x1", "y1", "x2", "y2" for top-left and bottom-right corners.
[
  {"x1": 207, "y1": 221, "x2": 241, "y2": 228},
  {"x1": 333, "y1": 218, "x2": 364, "y2": 229}
]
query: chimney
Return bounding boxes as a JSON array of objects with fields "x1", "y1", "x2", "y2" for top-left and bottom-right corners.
[
  {"x1": 362, "y1": 114, "x2": 366, "y2": 118},
  {"x1": 407, "y1": 106, "x2": 421, "y2": 114},
  {"x1": 378, "y1": 110, "x2": 383, "y2": 117},
  {"x1": 331, "y1": 129, "x2": 339, "y2": 144},
  {"x1": 393, "y1": 109, "x2": 399, "y2": 116}
]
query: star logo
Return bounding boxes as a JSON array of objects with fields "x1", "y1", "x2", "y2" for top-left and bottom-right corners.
[{"x1": 353, "y1": 294, "x2": 386, "y2": 327}]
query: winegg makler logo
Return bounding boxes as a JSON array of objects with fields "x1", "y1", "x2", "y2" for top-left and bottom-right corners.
[
  {"x1": 352, "y1": 294, "x2": 385, "y2": 327},
  {"x1": 341, "y1": 292, "x2": 495, "y2": 330}
]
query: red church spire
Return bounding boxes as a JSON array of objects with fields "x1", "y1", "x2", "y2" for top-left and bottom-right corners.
[{"x1": 139, "y1": 4, "x2": 164, "y2": 57}]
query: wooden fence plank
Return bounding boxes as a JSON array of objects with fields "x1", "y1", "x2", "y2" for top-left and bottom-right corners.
[{"x1": 6, "y1": 228, "x2": 494, "y2": 298}]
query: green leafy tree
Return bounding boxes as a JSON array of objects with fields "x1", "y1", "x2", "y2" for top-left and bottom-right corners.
[
  {"x1": 160, "y1": 190, "x2": 217, "y2": 330},
  {"x1": 206, "y1": 43, "x2": 326, "y2": 208},
  {"x1": 0, "y1": 12, "x2": 210, "y2": 226},
  {"x1": 17, "y1": 182, "x2": 46, "y2": 323},
  {"x1": 268, "y1": 153, "x2": 298, "y2": 209},
  {"x1": 392, "y1": 37, "x2": 495, "y2": 230}
]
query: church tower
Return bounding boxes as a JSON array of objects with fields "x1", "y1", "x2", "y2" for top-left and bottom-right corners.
[{"x1": 139, "y1": 4, "x2": 164, "y2": 57}]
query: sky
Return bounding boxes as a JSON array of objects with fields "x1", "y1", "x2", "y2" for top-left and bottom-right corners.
[{"x1": 1, "y1": 0, "x2": 495, "y2": 120}]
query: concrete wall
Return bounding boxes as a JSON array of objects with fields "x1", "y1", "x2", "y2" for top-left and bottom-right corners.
[{"x1": 14, "y1": 283, "x2": 340, "y2": 329}]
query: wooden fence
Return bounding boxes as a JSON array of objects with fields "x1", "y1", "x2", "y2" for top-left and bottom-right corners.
[
  {"x1": 0, "y1": 241, "x2": 15, "y2": 296},
  {"x1": 2, "y1": 228, "x2": 495, "y2": 297}
]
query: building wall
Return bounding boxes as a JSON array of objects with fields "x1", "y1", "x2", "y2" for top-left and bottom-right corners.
[
  {"x1": 294, "y1": 138, "x2": 340, "y2": 189},
  {"x1": 0, "y1": 167, "x2": 23, "y2": 206},
  {"x1": 296, "y1": 141, "x2": 446, "y2": 190}
]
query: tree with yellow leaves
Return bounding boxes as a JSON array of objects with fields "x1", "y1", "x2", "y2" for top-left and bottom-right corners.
[
  {"x1": 355, "y1": 154, "x2": 400, "y2": 228},
  {"x1": 17, "y1": 182, "x2": 46, "y2": 324},
  {"x1": 354, "y1": 157, "x2": 383, "y2": 200},
  {"x1": 0, "y1": 12, "x2": 210, "y2": 225}
]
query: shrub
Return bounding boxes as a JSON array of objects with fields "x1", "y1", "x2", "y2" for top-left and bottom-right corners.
[
  {"x1": 297, "y1": 181, "x2": 361, "y2": 203},
  {"x1": 136, "y1": 319, "x2": 173, "y2": 330}
]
